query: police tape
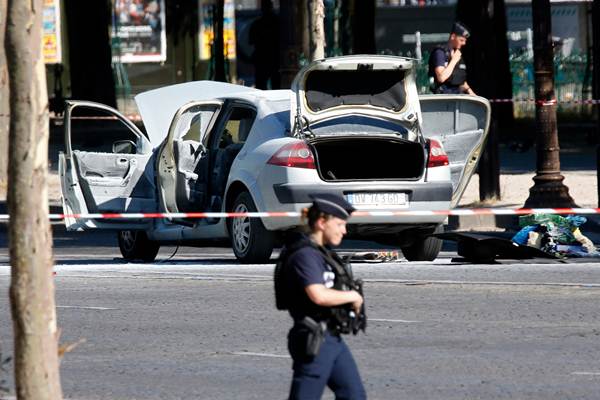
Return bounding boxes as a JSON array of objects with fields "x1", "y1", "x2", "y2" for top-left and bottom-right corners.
[
  {"x1": 488, "y1": 98, "x2": 594, "y2": 105},
  {"x1": 1, "y1": 207, "x2": 600, "y2": 221}
]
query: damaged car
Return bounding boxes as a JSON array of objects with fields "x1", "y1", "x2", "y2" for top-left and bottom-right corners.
[{"x1": 59, "y1": 55, "x2": 490, "y2": 263}]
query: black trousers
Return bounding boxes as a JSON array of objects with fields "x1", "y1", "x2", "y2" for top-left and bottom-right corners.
[{"x1": 288, "y1": 331, "x2": 366, "y2": 400}]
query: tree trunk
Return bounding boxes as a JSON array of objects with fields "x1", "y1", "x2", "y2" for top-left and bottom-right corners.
[
  {"x1": 456, "y1": 0, "x2": 513, "y2": 202},
  {"x1": 64, "y1": 0, "x2": 116, "y2": 107},
  {"x1": 524, "y1": 0, "x2": 574, "y2": 207},
  {"x1": 309, "y1": 0, "x2": 325, "y2": 61},
  {"x1": 352, "y1": 0, "x2": 375, "y2": 54},
  {"x1": 280, "y1": 0, "x2": 307, "y2": 88},
  {"x1": 5, "y1": 0, "x2": 63, "y2": 398},
  {"x1": 0, "y1": 0, "x2": 8, "y2": 186},
  {"x1": 213, "y1": 0, "x2": 226, "y2": 82}
]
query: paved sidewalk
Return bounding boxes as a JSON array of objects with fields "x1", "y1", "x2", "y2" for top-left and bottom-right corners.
[{"x1": 459, "y1": 145, "x2": 597, "y2": 210}]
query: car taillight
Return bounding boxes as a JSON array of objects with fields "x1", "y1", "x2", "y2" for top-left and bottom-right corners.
[
  {"x1": 427, "y1": 139, "x2": 449, "y2": 168},
  {"x1": 267, "y1": 141, "x2": 316, "y2": 169}
]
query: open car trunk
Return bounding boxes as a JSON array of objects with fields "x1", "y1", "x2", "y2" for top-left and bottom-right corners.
[
  {"x1": 310, "y1": 137, "x2": 425, "y2": 182},
  {"x1": 291, "y1": 56, "x2": 420, "y2": 137}
]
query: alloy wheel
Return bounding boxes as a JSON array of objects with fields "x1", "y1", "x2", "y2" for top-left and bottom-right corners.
[
  {"x1": 120, "y1": 230, "x2": 136, "y2": 251},
  {"x1": 232, "y1": 203, "x2": 251, "y2": 255}
]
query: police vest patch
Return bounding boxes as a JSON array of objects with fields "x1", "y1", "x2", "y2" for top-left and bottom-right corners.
[{"x1": 323, "y1": 271, "x2": 335, "y2": 288}]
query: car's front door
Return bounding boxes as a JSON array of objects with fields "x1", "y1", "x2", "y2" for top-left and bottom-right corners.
[
  {"x1": 419, "y1": 95, "x2": 491, "y2": 207},
  {"x1": 60, "y1": 101, "x2": 156, "y2": 230}
]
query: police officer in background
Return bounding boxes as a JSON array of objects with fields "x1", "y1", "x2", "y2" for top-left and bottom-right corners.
[
  {"x1": 274, "y1": 194, "x2": 367, "y2": 399},
  {"x1": 428, "y1": 21, "x2": 476, "y2": 95}
]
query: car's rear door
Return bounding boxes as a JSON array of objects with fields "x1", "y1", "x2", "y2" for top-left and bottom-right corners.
[
  {"x1": 419, "y1": 94, "x2": 491, "y2": 207},
  {"x1": 156, "y1": 100, "x2": 223, "y2": 215},
  {"x1": 60, "y1": 101, "x2": 156, "y2": 230}
]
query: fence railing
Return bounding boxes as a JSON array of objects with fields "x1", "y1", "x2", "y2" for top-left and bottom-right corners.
[{"x1": 411, "y1": 50, "x2": 592, "y2": 118}]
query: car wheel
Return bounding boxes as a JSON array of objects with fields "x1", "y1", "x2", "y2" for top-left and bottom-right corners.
[
  {"x1": 401, "y1": 224, "x2": 444, "y2": 261},
  {"x1": 229, "y1": 191, "x2": 275, "y2": 264},
  {"x1": 117, "y1": 230, "x2": 160, "y2": 262}
]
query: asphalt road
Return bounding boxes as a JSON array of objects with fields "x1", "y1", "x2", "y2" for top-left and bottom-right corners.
[{"x1": 1, "y1": 230, "x2": 600, "y2": 399}]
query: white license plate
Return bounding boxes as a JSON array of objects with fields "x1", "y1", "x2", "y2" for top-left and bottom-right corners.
[{"x1": 345, "y1": 192, "x2": 408, "y2": 208}]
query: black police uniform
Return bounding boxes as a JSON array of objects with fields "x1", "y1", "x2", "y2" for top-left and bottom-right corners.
[
  {"x1": 428, "y1": 44, "x2": 468, "y2": 94},
  {"x1": 283, "y1": 234, "x2": 366, "y2": 400},
  {"x1": 275, "y1": 194, "x2": 366, "y2": 400},
  {"x1": 428, "y1": 22, "x2": 471, "y2": 94}
]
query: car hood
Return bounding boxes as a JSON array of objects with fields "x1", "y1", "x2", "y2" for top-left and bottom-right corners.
[
  {"x1": 290, "y1": 55, "x2": 420, "y2": 136},
  {"x1": 134, "y1": 81, "x2": 258, "y2": 147}
]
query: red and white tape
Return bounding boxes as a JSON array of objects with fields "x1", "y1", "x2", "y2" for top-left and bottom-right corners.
[
  {"x1": 1, "y1": 207, "x2": 600, "y2": 221},
  {"x1": 488, "y1": 98, "x2": 598, "y2": 105}
]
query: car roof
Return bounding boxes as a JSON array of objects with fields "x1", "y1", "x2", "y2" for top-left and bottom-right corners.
[{"x1": 135, "y1": 81, "x2": 291, "y2": 146}]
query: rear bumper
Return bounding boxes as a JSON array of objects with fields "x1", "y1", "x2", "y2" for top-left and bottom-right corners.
[
  {"x1": 263, "y1": 181, "x2": 452, "y2": 230},
  {"x1": 273, "y1": 181, "x2": 452, "y2": 204}
]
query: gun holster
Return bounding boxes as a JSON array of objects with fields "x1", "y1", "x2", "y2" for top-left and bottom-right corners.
[{"x1": 288, "y1": 316, "x2": 327, "y2": 361}]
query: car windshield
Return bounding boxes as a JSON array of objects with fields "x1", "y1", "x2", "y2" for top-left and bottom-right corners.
[{"x1": 311, "y1": 116, "x2": 409, "y2": 137}]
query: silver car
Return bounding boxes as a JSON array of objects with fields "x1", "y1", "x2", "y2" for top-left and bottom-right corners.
[{"x1": 60, "y1": 55, "x2": 490, "y2": 263}]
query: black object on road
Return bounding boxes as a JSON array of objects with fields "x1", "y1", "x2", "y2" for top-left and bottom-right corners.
[{"x1": 435, "y1": 232, "x2": 557, "y2": 263}]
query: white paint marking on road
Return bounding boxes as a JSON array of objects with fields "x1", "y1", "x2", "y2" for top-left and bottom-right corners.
[
  {"x1": 57, "y1": 306, "x2": 118, "y2": 311},
  {"x1": 364, "y1": 278, "x2": 600, "y2": 288},
  {"x1": 370, "y1": 318, "x2": 422, "y2": 323},
  {"x1": 50, "y1": 253, "x2": 237, "y2": 259},
  {"x1": 229, "y1": 351, "x2": 289, "y2": 359},
  {"x1": 571, "y1": 371, "x2": 600, "y2": 376},
  {"x1": 49, "y1": 270, "x2": 273, "y2": 282},
  {"x1": 141, "y1": 271, "x2": 271, "y2": 279}
]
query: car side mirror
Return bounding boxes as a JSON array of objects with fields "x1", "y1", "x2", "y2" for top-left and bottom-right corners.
[{"x1": 113, "y1": 140, "x2": 137, "y2": 154}]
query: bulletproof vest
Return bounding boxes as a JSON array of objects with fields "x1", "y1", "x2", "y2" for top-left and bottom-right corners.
[
  {"x1": 274, "y1": 238, "x2": 364, "y2": 334},
  {"x1": 274, "y1": 239, "x2": 306, "y2": 311},
  {"x1": 429, "y1": 45, "x2": 467, "y2": 89},
  {"x1": 273, "y1": 239, "x2": 354, "y2": 311}
]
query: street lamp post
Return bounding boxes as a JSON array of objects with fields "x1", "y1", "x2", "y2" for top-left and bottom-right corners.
[{"x1": 524, "y1": 0, "x2": 575, "y2": 208}]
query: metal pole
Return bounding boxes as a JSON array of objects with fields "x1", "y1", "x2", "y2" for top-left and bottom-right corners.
[
  {"x1": 415, "y1": 31, "x2": 422, "y2": 60},
  {"x1": 524, "y1": 0, "x2": 575, "y2": 208},
  {"x1": 526, "y1": 28, "x2": 533, "y2": 59}
]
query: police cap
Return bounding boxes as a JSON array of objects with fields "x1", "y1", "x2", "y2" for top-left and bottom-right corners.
[
  {"x1": 309, "y1": 193, "x2": 355, "y2": 220},
  {"x1": 451, "y1": 21, "x2": 470, "y2": 38}
]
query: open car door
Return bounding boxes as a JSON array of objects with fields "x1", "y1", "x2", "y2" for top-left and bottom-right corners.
[
  {"x1": 156, "y1": 101, "x2": 222, "y2": 219},
  {"x1": 59, "y1": 101, "x2": 156, "y2": 230},
  {"x1": 419, "y1": 94, "x2": 491, "y2": 207}
]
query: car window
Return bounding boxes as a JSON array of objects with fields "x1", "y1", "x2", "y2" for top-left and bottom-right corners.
[
  {"x1": 215, "y1": 107, "x2": 256, "y2": 149},
  {"x1": 70, "y1": 106, "x2": 139, "y2": 153},
  {"x1": 174, "y1": 104, "x2": 220, "y2": 143}
]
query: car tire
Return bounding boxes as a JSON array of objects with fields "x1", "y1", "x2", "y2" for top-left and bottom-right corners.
[
  {"x1": 117, "y1": 230, "x2": 160, "y2": 262},
  {"x1": 229, "y1": 191, "x2": 275, "y2": 264},
  {"x1": 401, "y1": 224, "x2": 444, "y2": 261}
]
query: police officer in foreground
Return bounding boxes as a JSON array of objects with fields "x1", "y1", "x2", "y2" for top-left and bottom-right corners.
[
  {"x1": 274, "y1": 194, "x2": 367, "y2": 399},
  {"x1": 428, "y1": 21, "x2": 476, "y2": 95}
]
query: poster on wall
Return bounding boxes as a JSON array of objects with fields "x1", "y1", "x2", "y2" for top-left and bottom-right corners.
[
  {"x1": 199, "y1": 0, "x2": 236, "y2": 61},
  {"x1": 43, "y1": 0, "x2": 62, "y2": 64},
  {"x1": 112, "y1": 0, "x2": 167, "y2": 63}
]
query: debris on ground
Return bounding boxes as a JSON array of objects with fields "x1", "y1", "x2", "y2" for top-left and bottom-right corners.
[
  {"x1": 348, "y1": 251, "x2": 402, "y2": 263},
  {"x1": 511, "y1": 214, "x2": 600, "y2": 258}
]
